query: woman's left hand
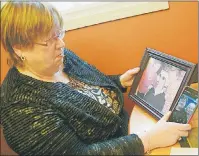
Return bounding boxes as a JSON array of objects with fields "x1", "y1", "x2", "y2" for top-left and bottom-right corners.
[{"x1": 119, "y1": 67, "x2": 140, "y2": 88}]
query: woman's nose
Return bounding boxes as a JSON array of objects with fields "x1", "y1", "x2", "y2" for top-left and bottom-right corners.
[{"x1": 56, "y1": 38, "x2": 65, "y2": 49}]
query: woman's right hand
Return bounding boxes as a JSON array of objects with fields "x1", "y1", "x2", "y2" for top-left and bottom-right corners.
[{"x1": 139, "y1": 111, "x2": 192, "y2": 153}]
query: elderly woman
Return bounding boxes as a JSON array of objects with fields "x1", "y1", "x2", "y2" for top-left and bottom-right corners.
[{"x1": 1, "y1": 2, "x2": 191, "y2": 155}]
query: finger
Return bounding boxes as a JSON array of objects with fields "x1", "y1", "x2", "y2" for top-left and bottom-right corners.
[
  {"x1": 178, "y1": 124, "x2": 192, "y2": 131},
  {"x1": 128, "y1": 67, "x2": 140, "y2": 75},
  {"x1": 178, "y1": 130, "x2": 189, "y2": 137},
  {"x1": 168, "y1": 122, "x2": 192, "y2": 131},
  {"x1": 160, "y1": 111, "x2": 172, "y2": 121}
]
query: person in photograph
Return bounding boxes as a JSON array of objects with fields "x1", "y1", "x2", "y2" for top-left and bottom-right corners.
[
  {"x1": 169, "y1": 95, "x2": 188, "y2": 124},
  {"x1": 144, "y1": 65, "x2": 169, "y2": 112},
  {"x1": 185, "y1": 102, "x2": 196, "y2": 122},
  {"x1": 161, "y1": 66, "x2": 187, "y2": 114},
  {"x1": 176, "y1": 95, "x2": 187, "y2": 111},
  {"x1": 137, "y1": 58, "x2": 161, "y2": 98}
]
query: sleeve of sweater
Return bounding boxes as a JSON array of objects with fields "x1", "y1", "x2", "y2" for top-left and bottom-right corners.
[
  {"x1": 2, "y1": 103, "x2": 144, "y2": 155},
  {"x1": 107, "y1": 75, "x2": 127, "y2": 93}
]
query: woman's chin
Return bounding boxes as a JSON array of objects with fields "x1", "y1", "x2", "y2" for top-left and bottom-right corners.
[{"x1": 55, "y1": 57, "x2": 63, "y2": 66}]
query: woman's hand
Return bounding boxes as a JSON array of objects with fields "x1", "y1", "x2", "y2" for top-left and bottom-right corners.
[
  {"x1": 119, "y1": 67, "x2": 140, "y2": 88},
  {"x1": 189, "y1": 108, "x2": 198, "y2": 128},
  {"x1": 138, "y1": 111, "x2": 191, "y2": 153}
]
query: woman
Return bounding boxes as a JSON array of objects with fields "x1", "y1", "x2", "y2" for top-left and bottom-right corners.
[{"x1": 1, "y1": 2, "x2": 191, "y2": 155}]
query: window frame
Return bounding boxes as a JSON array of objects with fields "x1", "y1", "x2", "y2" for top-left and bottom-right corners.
[{"x1": 58, "y1": 2, "x2": 169, "y2": 31}]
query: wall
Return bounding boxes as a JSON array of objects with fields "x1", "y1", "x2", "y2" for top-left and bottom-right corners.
[{"x1": 63, "y1": 1, "x2": 198, "y2": 75}]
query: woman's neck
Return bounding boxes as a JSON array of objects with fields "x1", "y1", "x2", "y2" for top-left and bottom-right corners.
[
  {"x1": 17, "y1": 66, "x2": 57, "y2": 82},
  {"x1": 16, "y1": 66, "x2": 70, "y2": 84}
]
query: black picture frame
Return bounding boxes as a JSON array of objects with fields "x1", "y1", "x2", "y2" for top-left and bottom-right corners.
[{"x1": 129, "y1": 48, "x2": 196, "y2": 120}]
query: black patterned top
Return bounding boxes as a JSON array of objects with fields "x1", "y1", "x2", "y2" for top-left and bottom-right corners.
[
  {"x1": 68, "y1": 77, "x2": 121, "y2": 114},
  {"x1": 0, "y1": 48, "x2": 144, "y2": 155}
]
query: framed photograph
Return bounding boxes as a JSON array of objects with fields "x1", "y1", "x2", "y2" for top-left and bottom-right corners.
[{"x1": 129, "y1": 48, "x2": 196, "y2": 119}]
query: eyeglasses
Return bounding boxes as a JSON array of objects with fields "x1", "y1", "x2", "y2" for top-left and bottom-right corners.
[{"x1": 34, "y1": 30, "x2": 65, "y2": 46}]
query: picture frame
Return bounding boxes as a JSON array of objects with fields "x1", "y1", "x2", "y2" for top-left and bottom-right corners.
[{"x1": 128, "y1": 48, "x2": 196, "y2": 119}]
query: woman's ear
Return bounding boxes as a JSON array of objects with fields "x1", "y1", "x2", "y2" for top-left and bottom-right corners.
[{"x1": 12, "y1": 45, "x2": 23, "y2": 57}]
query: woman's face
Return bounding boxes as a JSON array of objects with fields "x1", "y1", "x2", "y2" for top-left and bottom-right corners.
[{"x1": 22, "y1": 28, "x2": 65, "y2": 76}]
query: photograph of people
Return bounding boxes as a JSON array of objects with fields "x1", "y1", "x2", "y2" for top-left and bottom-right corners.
[
  {"x1": 161, "y1": 67, "x2": 186, "y2": 114},
  {"x1": 169, "y1": 95, "x2": 188, "y2": 124},
  {"x1": 136, "y1": 58, "x2": 162, "y2": 98},
  {"x1": 185, "y1": 102, "x2": 197, "y2": 122},
  {"x1": 136, "y1": 58, "x2": 187, "y2": 115},
  {"x1": 143, "y1": 65, "x2": 169, "y2": 112}
]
